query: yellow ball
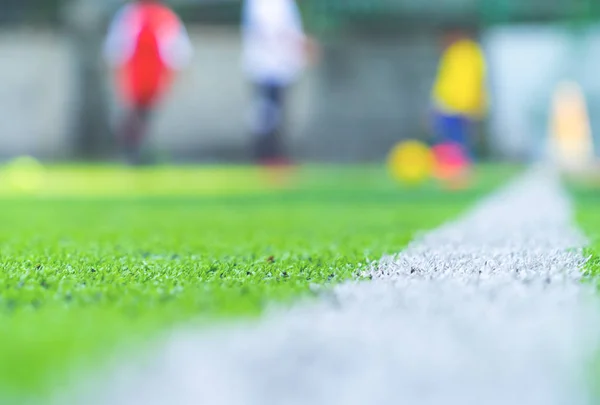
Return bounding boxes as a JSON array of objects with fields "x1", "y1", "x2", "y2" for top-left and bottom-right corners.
[
  {"x1": 3, "y1": 156, "x2": 44, "y2": 193},
  {"x1": 387, "y1": 140, "x2": 435, "y2": 184}
]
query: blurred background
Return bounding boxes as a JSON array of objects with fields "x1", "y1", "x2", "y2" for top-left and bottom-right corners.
[{"x1": 1, "y1": 0, "x2": 599, "y2": 164}]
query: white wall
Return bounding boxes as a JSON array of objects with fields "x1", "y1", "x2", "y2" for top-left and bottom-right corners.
[
  {"x1": 3, "y1": 25, "x2": 597, "y2": 161},
  {"x1": 0, "y1": 27, "x2": 317, "y2": 160},
  {"x1": 0, "y1": 29, "x2": 75, "y2": 158},
  {"x1": 483, "y1": 24, "x2": 600, "y2": 160}
]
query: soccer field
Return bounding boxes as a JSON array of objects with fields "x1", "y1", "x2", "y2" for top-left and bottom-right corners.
[
  {"x1": 0, "y1": 164, "x2": 520, "y2": 402},
  {"x1": 572, "y1": 181, "x2": 600, "y2": 283}
]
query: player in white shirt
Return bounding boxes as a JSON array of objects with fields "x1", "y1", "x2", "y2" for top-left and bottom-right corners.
[{"x1": 242, "y1": 0, "x2": 316, "y2": 165}]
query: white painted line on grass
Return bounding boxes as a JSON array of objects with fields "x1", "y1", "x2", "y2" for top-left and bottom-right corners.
[{"x1": 64, "y1": 167, "x2": 600, "y2": 405}]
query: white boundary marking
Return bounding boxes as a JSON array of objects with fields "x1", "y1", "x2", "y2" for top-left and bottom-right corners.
[{"x1": 63, "y1": 168, "x2": 600, "y2": 405}]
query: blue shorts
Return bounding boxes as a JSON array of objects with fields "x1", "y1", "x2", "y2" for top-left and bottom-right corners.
[{"x1": 433, "y1": 112, "x2": 472, "y2": 157}]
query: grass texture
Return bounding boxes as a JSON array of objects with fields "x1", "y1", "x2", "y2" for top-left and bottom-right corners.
[{"x1": 0, "y1": 163, "x2": 518, "y2": 402}]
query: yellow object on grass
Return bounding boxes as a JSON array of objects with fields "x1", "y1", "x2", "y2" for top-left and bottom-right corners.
[
  {"x1": 387, "y1": 140, "x2": 435, "y2": 185},
  {"x1": 432, "y1": 39, "x2": 488, "y2": 118},
  {"x1": 0, "y1": 165, "x2": 280, "y2": 197},
  {"x1": 2, "y1": 156, "x2": 45, "y2": 194}
]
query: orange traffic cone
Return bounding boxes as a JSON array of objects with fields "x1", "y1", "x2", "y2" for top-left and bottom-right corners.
[{"x1": 547, "y1": 80, "x2": 595, "y2": 174}]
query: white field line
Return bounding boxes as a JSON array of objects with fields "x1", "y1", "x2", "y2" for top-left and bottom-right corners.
[{"x1": 62, "y1": 167, "x2": 600, "y2": 405}]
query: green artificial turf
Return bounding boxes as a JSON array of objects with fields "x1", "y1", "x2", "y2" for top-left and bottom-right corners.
[
  {"x1": 572, "y1": 181, "x2": 600, "y2": 279},
  {"x1": 0, "y1": 164, "x2": 518, "y2": 403},
  {"x1": 570, "y1": 179, "x2": 600, "y2": 401}
]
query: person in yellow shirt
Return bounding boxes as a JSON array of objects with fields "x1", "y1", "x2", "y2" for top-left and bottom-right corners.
[{"x1": 431, "y1": 29, "x2": 488, "y2": 160}]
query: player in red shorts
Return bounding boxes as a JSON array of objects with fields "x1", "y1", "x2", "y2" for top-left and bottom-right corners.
[{"x1": 104, "y1": 0, "x2": 192, "y2": 164}]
